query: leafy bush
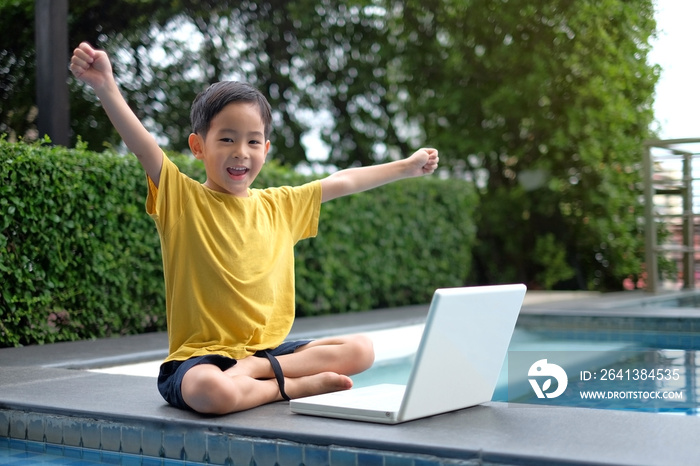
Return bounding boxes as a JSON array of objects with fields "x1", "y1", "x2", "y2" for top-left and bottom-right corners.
[
  {"x1": 0, "y1": 140, "x2": 478, "y2": 346},
  {"x1": 1, "y1": 138, "x2": 164, "y2": 346}
]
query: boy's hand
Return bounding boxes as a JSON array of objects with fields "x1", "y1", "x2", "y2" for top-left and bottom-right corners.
[
  {"x1": 406, "y1": 148, "x2": 439, "y2": 176},
  {"x1": 70, "y1": 42, "x2": 113, "y2": 91}
]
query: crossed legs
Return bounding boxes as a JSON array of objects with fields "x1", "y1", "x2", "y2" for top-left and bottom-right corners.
[{"x1": 180, "y1": 334, "x2": 375, "y2": 415}]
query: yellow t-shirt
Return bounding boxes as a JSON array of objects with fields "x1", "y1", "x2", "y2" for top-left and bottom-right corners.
[{"x1": 146, "y1": 155, "x2": 321, "y2": 362}]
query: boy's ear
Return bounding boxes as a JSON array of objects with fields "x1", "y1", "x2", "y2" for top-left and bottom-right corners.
[
  {"x1": 264, "y1": 140, "x2": 270, "y2": 162},
  {"x1": 189, "y1": 133, "x2": 204, "y2": 160}
]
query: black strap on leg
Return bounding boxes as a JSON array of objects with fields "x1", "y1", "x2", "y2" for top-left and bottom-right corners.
[{"x1": 261, "y1": 350, "x2": 290, "y2": 401}]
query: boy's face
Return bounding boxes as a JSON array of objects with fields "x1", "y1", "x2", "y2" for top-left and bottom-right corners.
[{"x1": 188, "y1": 102, "x2": 270, "y2": 197}]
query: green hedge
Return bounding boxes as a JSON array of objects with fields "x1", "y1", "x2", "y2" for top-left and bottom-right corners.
[
  {"x1": 0, "y1": 139, "x2": 478, "y2": 347},
  {"x1": 1, "y1": 139, "x2": 164, "y2": 346}
]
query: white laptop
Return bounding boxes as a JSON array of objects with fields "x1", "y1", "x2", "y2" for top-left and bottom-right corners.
[{"x1": 290, "y1": 284, "x2": 526, "y2": 424}]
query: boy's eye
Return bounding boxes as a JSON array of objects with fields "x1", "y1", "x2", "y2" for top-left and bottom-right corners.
[{"x1": 220, "y1": 138, "x2": 234, "y2": 143}]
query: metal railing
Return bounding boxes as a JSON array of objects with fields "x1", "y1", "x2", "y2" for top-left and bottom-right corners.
[{"x1": 643, "y1": 138, "x2": 700, "y2": 292}]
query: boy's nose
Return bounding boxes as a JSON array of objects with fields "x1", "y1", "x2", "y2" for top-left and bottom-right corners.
[{"x1": 232, "y1": 145, "x2": 248, "y2": 158}]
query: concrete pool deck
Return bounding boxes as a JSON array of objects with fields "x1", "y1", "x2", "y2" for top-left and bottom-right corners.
[{"x1": 2, "y1": 290, "x2": 700, "y2": 465}]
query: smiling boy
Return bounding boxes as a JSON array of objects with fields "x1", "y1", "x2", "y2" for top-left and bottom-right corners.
[{"x1": 70, "y1": 42, "x2": 439, "y2": 415}]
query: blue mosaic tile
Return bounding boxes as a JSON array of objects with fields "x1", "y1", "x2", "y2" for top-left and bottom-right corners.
[
  {"x1": 227, "y1": 435, "x2": 253, "y2": 465},
  {"x1": 329, "y1": 446, "x2": 357, "y2": 466},
  {"x1": 162, "y1": 428, "x2": 185, "y2": 460},
  {"x1": 357, "y1": 450, "x2": 385, "y2": 466},
  {"x1": 252, "y1": 439, "x2": 278, "y2": 465},
  {"x1": 61, "y1": 420, "x2": 82, "y2": 448},
  {"x1": 121, "y1": 424, "x2": 143, "y2": 455},
  {"x1": 414, "y1": 458, "x2": 442, "y2": 466},
  {"x1": 384, "y1": 451, "x2": 416, "y2": 466},
  {"x1": 45, "y1": 416, "x2": 64, "y2": 445},
  {"x1": 9, "y1": 411, "x2": 27, "y2": 440},
  {"x1": 183, "y1": 429, "x2": 207, "y2": 463},
  {"x1": 277, "y1": 441, "x2": 304, "y2": 466},
  {"x1": 205, "y1": 433, "x2": 230, "y2": 465},
  {"x1": 141, "y1": 425, "x2": 163, "y2": 458},
  {"x1": 80, "y1": 421, "x2": 101, "y2": 450},
  {"x1": 25, "y1": 414, "x2": 44, "y2": 443},
  {"x1": 0, "y1": 410, "x2": 9, "y2": 437},
  {"x1": 303, "y1": 444, "x2": 330, "y2": 466},
  {"x1": 101, "y1": 423, "x2": 122, "y2": 452}
]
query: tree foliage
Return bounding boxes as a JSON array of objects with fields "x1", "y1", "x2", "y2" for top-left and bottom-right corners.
[
  {"x1": 385, "y1": 0, "x2": 658, "y2": 289},
  {"x1": 1, "y1": 0, "x2": 658, "y2": 290}
]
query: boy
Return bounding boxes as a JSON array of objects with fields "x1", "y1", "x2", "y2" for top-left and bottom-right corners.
[{"x1": 70, "y1": 42, "x2": 439, "y2": 415}]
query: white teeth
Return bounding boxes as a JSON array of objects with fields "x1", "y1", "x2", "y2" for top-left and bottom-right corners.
[{"x1": 227, "y1": 167, "x2": 248, "y2": 174}]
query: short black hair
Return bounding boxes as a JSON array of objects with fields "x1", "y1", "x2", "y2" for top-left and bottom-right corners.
[{"x1": 190, "y1": 81, "x2": 272, "y2": 140}]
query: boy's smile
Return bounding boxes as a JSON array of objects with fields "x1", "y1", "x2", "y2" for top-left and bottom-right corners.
[
  {"x1": 189, "y1": 101, "x2": 270, "y2": 197},
  {"x1": 227, "y1": 166, "x2": 250, "y2": 179}
]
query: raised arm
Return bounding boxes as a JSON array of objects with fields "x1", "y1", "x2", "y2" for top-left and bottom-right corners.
[
  {"x1": 70, "y1": 42, "x2": 163, "y2": 186},
  {"x1": 320, "y1": 148, "x2": 439, "y2": 203}
]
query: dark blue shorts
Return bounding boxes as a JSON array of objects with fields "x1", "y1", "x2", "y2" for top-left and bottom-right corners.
[{"x1": 157, "y1": 340, "x2": 312, "y2": 411}]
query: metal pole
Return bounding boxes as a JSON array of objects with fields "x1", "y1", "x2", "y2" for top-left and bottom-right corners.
[
  {"x1": 643, "y1": 143, "x2": 658, "y2": 292},
  {"x1": 683, "y1": 152, "x2": 695, "y2": 288},
  {"x1": 35, "y1": 0, "x2": 70, "y2": 146}
]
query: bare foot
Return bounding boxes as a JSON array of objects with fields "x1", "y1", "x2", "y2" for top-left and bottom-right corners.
[{"x1": 284, "y1": 372, "x2": 353, "y2": 400}]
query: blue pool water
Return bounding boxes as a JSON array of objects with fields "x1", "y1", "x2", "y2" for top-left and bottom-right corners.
[
  {"x1": 0, "y1": 437, "x2": 207, "y2": 465},
  {"x1": 509, "y1": 347, "x2": 698, "y2": 414},
  {"x1": 350, "y1": 327, "x2": 700, "y2": 415}
]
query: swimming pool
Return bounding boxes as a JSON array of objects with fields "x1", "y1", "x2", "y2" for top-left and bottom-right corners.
[
  {"x1": 0, "y1": 437, "x2": 208, "y2": 465},
  {"x1": 355, "y1": 332, "x2": 699, "y2": 415}
]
